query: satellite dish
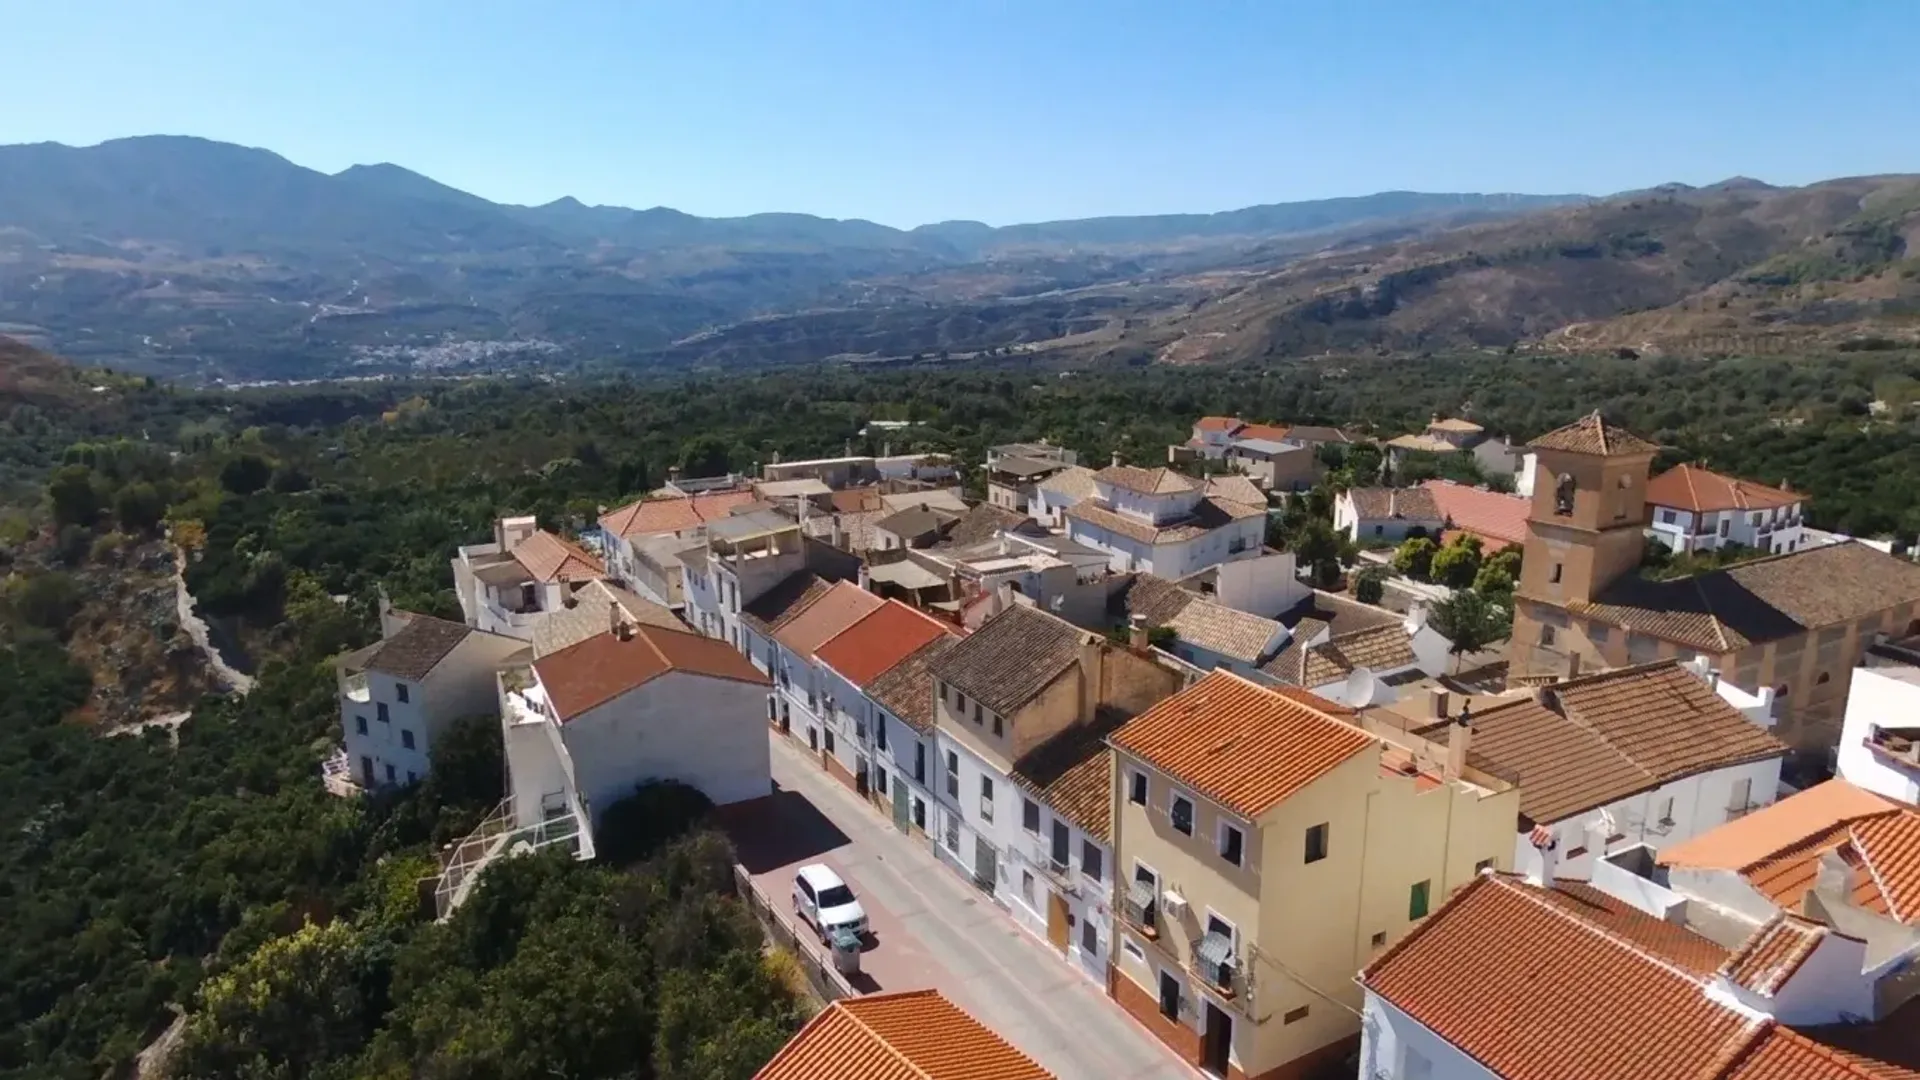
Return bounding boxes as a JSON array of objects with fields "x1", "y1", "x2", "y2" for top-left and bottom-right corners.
[{"x1": 1345, "y1": 666, "x2": 1378, "y2": 707}]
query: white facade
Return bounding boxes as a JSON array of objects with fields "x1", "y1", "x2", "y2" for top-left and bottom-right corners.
[
  {"x1": 1360, "y1": 992, "x2": 1496, "y2": 1080},
  {"x1": 1649, "y1": 501, "x2": 1807, "y2": 555},
  {"x1": 501, "y1": 667, "x2": 772, "y2": 833},
  {"x1": 1030, "y1": 485, "x2": 1083, "y2": 529},
  {"x1": 931, "y1": 728, "x2": 1018, "y2": 892},
  {"x1": 871, "y1": 701, "x2": 937, "y2": 836},
  {"x1": 1836, "y1": 666, "x2": 1920, "y2": 804},
  {"x1": 338, "y1": 627, "x2": 522, "y2": 790},
  {"x1": 1195, "y1": 551, "x2": 1310, "y2": 618},
  {"x1": 1005, "y1": 791, "x2": 1114, "y2": 984},
  {"x1": 1511, "y1": 754, "x2": 1784, "y2": 883},
  {"x1": 1332, "y1": 491, "x2": 1444, "y2": 545}
]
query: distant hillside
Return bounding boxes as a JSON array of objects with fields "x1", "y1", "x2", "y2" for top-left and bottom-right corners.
[
  {"x1": 1132, "y1": 175, "x2": 1920, "y2": 363},
  {"x1": 0, "y1": 135, "x2": 1577, "y2": 380}
]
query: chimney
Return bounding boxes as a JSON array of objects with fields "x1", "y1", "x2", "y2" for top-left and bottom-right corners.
[
  {"x1": 609, "y1": 602, "x2": 621, "y2": 638},
  {"x1": 857, "y1": 562, "x2": 871, "y2": 592},
  {"x1": 771, "y1": 450, "x2": 781, "y2": 466},
  {"x1": 1129, "y1": 613, "x2": 1150, "y2": 651},
  {"x1": 831, "y1": 512, "x2": 844, "y2": 549},
  {"x1": 1706, "y1": 667, "x2": 1721, "y2": 692},
  {"x1": 1565, "y1": 652, "x2": 1581, "y2": 680},
  {"x1": 1111, "y1": 450, "x2": 1124, "y2": 468},
  {"x1": 1527, "y1": 830, "x2": 1558, "y2": 887},
  {"x1": 883, "y1": 441, "x2": 893, "y2": 458},
  {"x1": 1078, "y1": 636, "x2": 1106, "y2": 725},
  {"x1": 1428, "y1": 686, "x2": 1450, "y2": 721},
  {"x1": 1444, "y1": 701, "x2": 1472, "y2": 781}
]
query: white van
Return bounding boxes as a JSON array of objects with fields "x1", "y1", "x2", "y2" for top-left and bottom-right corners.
[{"x1": 792, "y1": 862, "x2": 868, "y2": 941}]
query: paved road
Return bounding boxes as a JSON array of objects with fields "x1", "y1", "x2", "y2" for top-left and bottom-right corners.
[{"x1": 758, "y1": 733, "x2": 1194, "y2": 1080}]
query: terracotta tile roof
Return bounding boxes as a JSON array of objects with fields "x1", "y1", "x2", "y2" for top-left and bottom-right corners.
[
  {"x1": 1204, "y1": 474, "x2": 1268, "y2": 507},
  {"x1": 1066, "y1": 495, "x2": 1262, "y2": 546},
  {"x1": 1093, "y1": 464, "x2": 1202, "y2": 495},
  {"x1": 1722, "y1": 914, "x2": 1828, "y2": 994},
  {"x1": 1570, "y1": 541, "x2": 1920, "y2": 653},
  {"x1": 359, "y1": 614, "x2": 472, "y2": 680},
  {"x1": 1165, "y1": 599, "x2": 1285, "y2": 664},
  {"x1": 601, "y1": 489, "x2": 758, "y2": 539},
  {"x1": 742, "y1": 572, "x2": 832, "y2": 634},
  {"x1": 1427, "y1": 416, "x2": 1485, "y2": 433},
  {"x1": 1730, "y1": 1029, "x2": 1920, "y2": 1080},
  {"x1": 532, "y1": 580, "x2": 686, "y2": 657},
  {"x1": 829, "y1": 488, "x2": 885, "y2": 514},
  {"x1": 1531, "y1": 879, "x2": 1733, "y2": 976},
  {"x1": 1796, "y1": 997, "x2": 1920, "y2": 1078},
  {"x1": 510, "y1": 530, "x2": 606, "y2": 583},
  {"x1": 1421, "y1": 480, "x2": 1530, "y2": 548},
  {"x1": 772, "y1": 580, "x2": 884, "y2": 657},
  {"x1": 1344, "y1": 486, "x2": 1443, "y2": 522},
  {"x1": 940, "y1": 503, "x2": 1043, "y2": 548},
  {"x1": 1646, "y1": 463, "x2": 1803, "y2": 514},
  {"x1": 1362, "y1": 874, "x2": 1758, "y2": 1080},
  {"x1": 1296, "y1": 622, "x2": 1419, "y2": 686},
  {"x1": 804, "y1": 508, "x2": 890, "y2": 552},
  {"x1": 754, "y1": 988, "x2": 1054, "y2": 1080},
  {"x1": 534, "y1": 624, "x2": 770, "y2": 722},
  {"x1": 929, "y1": 604, "x2": 1093, "y2": 717},
  {"x1": 1659, "y1": 780, "x2": 1920, "y2": 921},
  {"x1": 1527, "y1": 410, "x2": 1662, "y2": 456},
  {"x1": 1235, "y1": 422, "x2": 1292, "y2": 443},
  {"x1": 1194, "y1": 415, "x2": 1245, "y2": 434},
  {"x1": 1384, "y1": 433, "x2": 1461, "y2": 454},
  {"x1": 1108, "y1": 573, "x2": 1200, "y2": 626},
  {"x1": 1037, "y1": 465, "x2": 1098, "y2": 501},
  {"x1": 1011, "y1": 714, "x2": 1124, "y2": 844},
  {"x1": 816, "y1": 600, "x2": 954, "y2": 688},
  {"x1": 872, "y1": 505, "x2": 957, "y2": 541},
  {"x1": 1413, "y1": 661, "x2": 1785, "y2": 824},
  {"x1": 1110, "y1": 670, "x2": 1374, "y2": 820},
  {"x1": 1278, "y1": 590, "x2": 1404, "y2": 638},
  {"x1": 867, "y1": 635, "x2": 958, "y2": 733}
]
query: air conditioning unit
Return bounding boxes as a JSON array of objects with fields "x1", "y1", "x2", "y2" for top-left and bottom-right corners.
[{"x1": 1162, "y1": 889, "x2": 1190, "y2": 918}]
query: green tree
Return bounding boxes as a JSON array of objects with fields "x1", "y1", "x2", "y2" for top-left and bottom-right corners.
[
  {"x1": 6, "y1": 571, "x2": 82, "y2": 634},
  {"x1": 1472, "y1": 561, "x2": 1516, "y2": 598},
  {"x1": 173, "y1": 919, "x2": 382, "y2": 1079},
  {"x1": 1391, "y1": 536, "x2": 1437, "y2": 580},
  {"x1": 114, "y1": 481, "x2": 167, "y2": 534},
  {"x1": 220, "y1": 453, "x2": 274, "y2": 495},
  {"x1": 1428, "y1": 590, "x2": 1510, "y2": 673},
  {"x1": 47, "y1": 463, "x2": 103, "y2": 527},
  {"x1": 1429, "y1": 534, "x2": 1484, "y2": 589},
  {"x1": 1354, "y1": 568, "x2": 1386, "y2": 606}
]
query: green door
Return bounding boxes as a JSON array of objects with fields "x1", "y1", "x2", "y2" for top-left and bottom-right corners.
[{"x1": 892, "y1": 774, "x2": 910, "y2": 832}]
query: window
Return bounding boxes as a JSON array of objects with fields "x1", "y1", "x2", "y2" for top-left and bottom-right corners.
[
  {"x1": 1550, "y1": 562, "x2": 1563, "y2": 584},
  {"x1": 874, "y1": 769, "x2": 888, "y2": 796},
  {"x1": 1129, "y1": 770, "x2": 1148, "y2": 806},
  {"x1": 384, "y1": 763, "x2": 396, "y2": 783},
  {"x1": 945, "y1": 750, "x2": 959, "y2": 798},
  {"x1": 915, "y1": 743, "x2": 926, "y2": 784},
  {"x1": 953, "y1": 688, "x2": 966, "y2": 713},
  {"x1": 876, "y1": 714, "x2": 888, "y2": 752},
  {"x1": 1082, "y1": 916, "x2": 1099, "y2": 956},
  {"x1": 824, "y1": 729, "x2": 836, "y2": 754},
  {"x1": 1158, "y1": 970, "x2": 1181, "y2": 1021},
  {"x1": 1022, "y1": 870, "x2": 1035, "y2": 906},
  {"x1": 1123, "y1": 939, "x2": 1145, "y2": 962},
  {"x1": 1305, "y1": 823, "x2": 1329, "y2": 863},
  {"x1": 912, "y1": 797, "x2": 926, "y2": 829},
  {"x1": 1540, "y1": 623, "x2": 1557, "y2": 647},
  {"x1": 406, "y1": 771, "x2": 417, "y2": 784},
  {"x1": 1219, "y1": 822, "x2": 1244, "y2": 867},
  {"x1": 1475, "y1": 857, "x2": 1495, "y2": 874},
  {"x1": 1656, "y1": 795, "x2": 1675, "y2": 825},
  {"x1": 1751, "y1": 512, "x2": 1763, "y2": 527},
  {"x1": 1170, "y1": 793, "x2": 1194, "y2": 835},
  {"x1": 1370, "y1": 931, "x2": 1388, "y2": 948},
  {"x1": 377, "y1": 702, "x2": 390, "y2": 723},
  {"x1": 1729, "y1": 777, "x2": 1753, "y2": 816},
  {"x1": 1553, "y1": 474, "x2": 1575, "y2": 516},
  {"x1": 1719, "y1": 518, "x2": 1731, "y2": 538},
  {"x1": 1023, "y1": 798, "x2": 1041, "y2": 833},
  {"x1": 395, "y1": 682, "x2": 410, "y2": 703},
  {"x1": 1660, "y1": 509, "x2": 1676, "y2": 525},
  {"x1": 401, "y1": 729, "x2": 415, "y2": 750},
  {"x1": 1409, "y1": 879, "x2": 1431, "y2": 920},
  {"x1": 1284, "y1": 1006, "x2": 1310, "y2": 1025},
  {"x1": 979, "y1": 775, "x2": 995, "y2": 822},
  {"x1": 992, "y1": 714, "x2": 1003, "y2": 737},
  {"x1": 1083, "y1": 840, "x2": 1103, "y2": 882},
  {"x1": 354, "y1": 715, "x2": 368, "y2": 735},
  {"x1": 1374, "y1": 524, "x2": 1385, "y2": 536},
  {"x1": 972, "y1": 701, "x2": 983, "y2": 726},
  {"x1": 944, "y1": 811, "x2": 959, "y2": 852},
  {"x1": 1817, "y1": 671, "x2": 1831, "y2": 685}
]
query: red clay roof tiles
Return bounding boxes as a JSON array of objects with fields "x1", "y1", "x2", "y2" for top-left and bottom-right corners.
[
  {"x1": 753, "y1": 988, "x2": 1055, "y2": 1080},
  {"x1": 600, "y1": 490, "x2": 759, "y2": 539},
  {"x1": 815, "y1": 600, "x2": 954, "y2": 688},
  {"x1": 533, "y1": 624, "x2": 770, "y2": 721},
  {"x1": 1646, "y1": 463, "x2": 1802, "y2": 514},
  {"x1": 771, "y1": 580, "x2": 885, "y2": 658},
  {"x1": 511, "y1": 530, "x2": 606, "y2": 583}
]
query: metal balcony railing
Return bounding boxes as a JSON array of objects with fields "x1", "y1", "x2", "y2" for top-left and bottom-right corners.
[
  {"x1": 433, "y1": 797, "x2": 591, "y2": 919},
  {"x1": 1124, "y1": 879, "x2": 1159, "y2": 940}
]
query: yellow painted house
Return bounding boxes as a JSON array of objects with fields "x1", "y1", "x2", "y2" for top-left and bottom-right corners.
[{"x1": 1106, "y1": 670, "x2": 1519, "y2": 1080}]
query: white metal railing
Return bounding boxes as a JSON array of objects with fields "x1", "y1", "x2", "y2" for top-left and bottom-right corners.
[
  {"x1": 320, "y1": 748, "x2": 362, "y2": 798},
  {"x1": 433, "y1": 797, "x2": 590, "y2": 919}
]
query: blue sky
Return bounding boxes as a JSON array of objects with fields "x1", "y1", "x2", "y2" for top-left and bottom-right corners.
[{"x1": 2, "y1": 2, "x2": 1912, "y2": 227}]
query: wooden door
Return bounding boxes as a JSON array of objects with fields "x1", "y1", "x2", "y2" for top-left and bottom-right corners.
[{"x1": 1046, "y1": 890, "x2": 1071, "y2": 952}]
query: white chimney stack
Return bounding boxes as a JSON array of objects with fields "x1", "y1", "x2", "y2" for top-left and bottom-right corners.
[
  {"x1": 1444, "y1": 701, "x2": 1472, "y2": 781},
  {"x1": 1111, "y1": 450, "x2": 1124, "y2": 468}
]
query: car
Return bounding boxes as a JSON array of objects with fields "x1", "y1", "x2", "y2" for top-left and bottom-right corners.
[{"x1": 792, "y1": 862, "x2": 867, "y2": 942}]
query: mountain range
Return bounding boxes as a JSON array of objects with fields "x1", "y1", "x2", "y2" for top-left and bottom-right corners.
[{"x1": 0, "y1": 135, "x2": 1914, "y2": 380}]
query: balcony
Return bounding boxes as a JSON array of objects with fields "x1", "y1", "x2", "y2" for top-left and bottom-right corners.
[
  {"x1": 1123, "y1": 879, "x2": 1160, "y2": 941},
  {"x1": 342, "y1": 672, "x2": 371, "y2": 704},
  {"x1": 433, "y1": 796, "x2": 592, "y2": 919},
  {"x1": 1028, "y1": 837, "x2": 1078, "y2": 895},
  {"x1": 1866, "y1": 725, "x2": 1920, "y2": 774},
  {"x1": 1191, "y1": 932, "x2": 1245, "y2": 1005}
]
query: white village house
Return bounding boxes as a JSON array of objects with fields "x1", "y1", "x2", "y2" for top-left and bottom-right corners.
[
  {"x1": 1644, "y1": 462, "x2": 1808, "y2": 556},
  {"x1": 1063, "y1": 461, "x2": 1266, "y2": 578},
  {"x1": 452, "y1": 516, "x2": 608, "y2": 640}
]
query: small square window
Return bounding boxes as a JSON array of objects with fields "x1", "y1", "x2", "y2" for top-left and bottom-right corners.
[
  {"x1": 395, "y1": 683, "x2": 410, "y2": 703},
  {"x1": 1284, "y1": 1005, "x2": 1310, "y2": 1025},
  {"x1": 1123, "y1": 939, "x2": 1145, "y2": 962},
  {"x1": 1540, "y1": 624, "x2": 1558, "y2": 647},
  {"x1": 401, "y1": 729, "x2": 415, "y2": 750},
  {"x1": 1410, "y1": 879, "x2": 1432, "y2": 920},
  {"x1": 1370, "y1": 931, "x2": 1387, "y2": 948},
  {"x1": 1129, "y1": 770, "x2": 1148, "y2": 806},
  {"x1": 1305, "y1": 823, "x2": 1329, "y2": 863},
  {"x1": 1170, "y1": 794, "x2": 1194, "y2": 835}
]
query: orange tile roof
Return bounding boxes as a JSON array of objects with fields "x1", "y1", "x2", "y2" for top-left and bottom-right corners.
[
  {"x1": 1236, "y1": 421, "x2": 1291, "y2": 443},
  {"x1": 511, "y1": 530, "x2": 606, "y2": 583},
  {"x1": 1646, "y1": 463, "x2": 1802, "y2": 514},
  {"x1": 1723, "y1": 1027, "x2": 1920, "y2": 1080},
  {"x1": 1194, "y1": 415, "x2": 1246, "y2": 434},
  {"x1": 815, "y1": 600, "x2": 954, "y2": 688},
  {"x1": 1421, "y1": 479, "x2": 1530, "y2": 547},
  {"x1": 1109, "y1": 670, "x2": 1374, "y2": 820},
  {"x1": 1722, "y1": 914, "x2": 1828, "y2": 995},
  {"x1": 1526, "y1": 410, "x2": 1661, "y2": 457},
  {"x1": 600, "y1": 489, "x2": 759, "y2": 539},
  {"x1": 1659, "y1": 781, "x2": 1920, "y2": 922},
  {"x1": 753, "y1": 988, "x2": 1055, "y2": 1080},
  {"x1": 1363, "y1": 874, "x2": 1757, "y2": 1080},
  {"x1": 772, "y1": 580, "x2": 885, "y2": 658},
  {"x1": 534, "y1": 624, "x2": 770, "y2": 721},
  {"x1": 1093, "y1": 464, "x2": 1203, "y2": 495}
]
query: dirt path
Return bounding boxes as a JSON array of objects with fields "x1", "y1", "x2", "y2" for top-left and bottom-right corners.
[{"x1": 172, "y1": 547, "x2": 254, "y2": 696}]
